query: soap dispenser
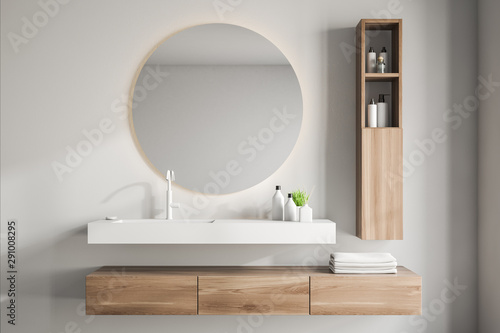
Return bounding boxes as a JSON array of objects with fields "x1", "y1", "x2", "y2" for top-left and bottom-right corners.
[
  {"x1": 284, "y1": 193, "x2": 297, "y2": 222},
  {"x1": 377, "y1": 94, "x2": 390, "y2": 127},
  {"x1": 272, "y1": 186, "x2": 284, "y2": 221}
]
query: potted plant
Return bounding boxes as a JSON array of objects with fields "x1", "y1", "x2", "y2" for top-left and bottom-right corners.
[{"x1": 292, "y1": 189, "x2": 313, "y2": 222}]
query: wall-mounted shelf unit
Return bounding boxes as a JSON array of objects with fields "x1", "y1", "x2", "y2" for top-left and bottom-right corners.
[
  {"x1": 356, "y1": 19, "x2": 403, "y2": 240},
  {"x1": 86, "y1": 266, "x2": 421, "y2": 315}
]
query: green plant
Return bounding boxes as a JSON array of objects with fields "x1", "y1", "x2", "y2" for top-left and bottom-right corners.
[{"x1": 292, "y1": 189, "x2": 310, "y2": 207}]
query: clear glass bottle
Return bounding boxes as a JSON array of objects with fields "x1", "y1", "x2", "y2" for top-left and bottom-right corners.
[{"x1": 376, "y1": 56, "x2": 386, "y2": 73}]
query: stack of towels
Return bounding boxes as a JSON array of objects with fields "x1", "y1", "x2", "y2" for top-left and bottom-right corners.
[{"x1": 329, "y1": 252, "x2": 397, "y2": 274}]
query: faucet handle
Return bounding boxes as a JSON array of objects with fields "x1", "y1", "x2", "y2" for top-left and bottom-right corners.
[{"x1": 166, "y1": 170, "x2": 174, "y2": 181}]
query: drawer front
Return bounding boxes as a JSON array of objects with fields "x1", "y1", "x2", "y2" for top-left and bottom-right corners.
[
  {"x1": 310, "y1": 275, "x2": 421, "y2": 315},
  {"x1": 198, "y1": 276, "x2": 309, "y2": 315},
  {"x1": 86, "y1": 275, "x2": 197, "y2": 315}
]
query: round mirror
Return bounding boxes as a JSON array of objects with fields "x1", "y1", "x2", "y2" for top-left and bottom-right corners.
[{"x1": 130, "y1": 24, "x2": 303, "y2": 194}]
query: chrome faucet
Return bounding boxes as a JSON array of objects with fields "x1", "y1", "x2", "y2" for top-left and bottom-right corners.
[{"x1": 166, "y1": 170, "x2": 180, "y2": 220}]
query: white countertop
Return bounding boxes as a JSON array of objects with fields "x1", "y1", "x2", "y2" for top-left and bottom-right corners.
[{"x1": 87, "y1": 219, "x2": 336, "y2": 244}]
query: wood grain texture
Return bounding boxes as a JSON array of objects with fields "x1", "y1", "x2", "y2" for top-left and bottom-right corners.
[
  {"x1": 364, "y1": 73, "x2": 399, "y2": 82},
  {"x1": 86, "y1": 266, "x2": 421, "y2": 315},
  {"x1": 364, "y1": 19, "x2": 402, "y2": 30},
  {"x1": 198, "y1": 276, "x2": 310, "y2": 315},
  {"x1": 310, "y1": 267, "x2": 421, "y2": 315},
  {"x1": 89, "y1": 266, "x2": 327, "y2": 276},
  {"x1": 359, "y1": 128, "x2": 403, "y2": 239},
  {"x1": 86, "y1": 271, "x2": 197, "y2": 315}
]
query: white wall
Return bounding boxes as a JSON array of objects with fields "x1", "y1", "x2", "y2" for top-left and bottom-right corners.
[
  {"x1": 1, "y1": 0, "x2": 478, "y2": 332},
  {"x1": 478, "y1": 0, "x2": 500, "y2": 332}
]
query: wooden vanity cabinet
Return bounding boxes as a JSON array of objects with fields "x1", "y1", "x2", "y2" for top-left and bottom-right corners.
[{"x1": 86, "y1": 266, "x2": 421, "y2": 316}]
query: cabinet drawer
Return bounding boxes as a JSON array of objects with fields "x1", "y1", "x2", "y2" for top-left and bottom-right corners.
[
  {"x1": 310, "y1": 270, "x2": 421, "y2": 315},
  {"x1": 198, "y1": 276, "x2": 309, "y2": 315},
  {"x1": 86, "y1": 274, "x2": 197, "y2": 315}
]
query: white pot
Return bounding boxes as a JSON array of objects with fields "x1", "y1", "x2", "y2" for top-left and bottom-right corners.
[{"x1": 299, "y1": 204, "x2": 313, "y2": 222}]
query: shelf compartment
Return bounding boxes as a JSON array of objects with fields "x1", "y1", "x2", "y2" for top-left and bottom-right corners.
[
  {"x1": 364, "y1": 79, "x2": 401, "y2": 128},
  {"x1": 363, "y1": 20, "x2": 401, "y2": 73}
]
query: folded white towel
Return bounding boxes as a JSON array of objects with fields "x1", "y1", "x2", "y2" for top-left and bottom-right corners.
[
  {"x1": 329, "y1": 265, "x2": 397, "y2": 274},
  {"x1": 333, "y1": 268, "x2": 397, "y2": 274},
  {"x1": 331, "y1": 252, "x2": 396, "y2": 264},
  {"x1": 332, "y1": 265, "x2": 397, "y2": 270},
  {"x1": 329, "y1": 258, "x2": 397, "y2": 269}
]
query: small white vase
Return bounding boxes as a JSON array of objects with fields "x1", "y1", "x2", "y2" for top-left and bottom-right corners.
[{"x1": 299, "y1": 204, "x2": 313, "y2": 222}]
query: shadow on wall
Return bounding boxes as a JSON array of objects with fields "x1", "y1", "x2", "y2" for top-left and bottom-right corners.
[
  {"x1": 444, "y1": 1, "x2": 478, "y2": 332},
  {"x1": 324, "y1": 27, "x2": 357, "y2": 236}
]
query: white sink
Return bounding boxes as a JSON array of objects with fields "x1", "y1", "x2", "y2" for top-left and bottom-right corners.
[
  {"x1": 111, "y1": 219, "x2": 215, "y2": 224},
  {"x1": 87, "y1": 219, "x2": 336, "y2": 244}
]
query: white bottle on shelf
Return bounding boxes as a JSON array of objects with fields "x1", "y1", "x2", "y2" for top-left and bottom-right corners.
[
  {"x1": 377, "y1": 94, "x2": 390, "y2": 127},
  {"x1": 284, "y1": 193, "x2": 297, "y2": 222},
  {"x1": 379, "y1": 47, "x2": 389, "y2": 72},
  {"x1": 272, "y1": 186, "x2": 284, "y2": 221},
  {"x1": 367, "y1": 98, "x2": 378, "y2": 127},
  {"x1": 367, "y1": 47, "x2": 376, "y2": 73}
]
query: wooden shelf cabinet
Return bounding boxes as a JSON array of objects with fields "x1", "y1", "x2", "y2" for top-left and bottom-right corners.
[
  {"x1": 356, "y1": 19, "x2": 403, "y2": 240},
  {"x1": 86, "y1": 266, "x2": 421, "y2": 316}
]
